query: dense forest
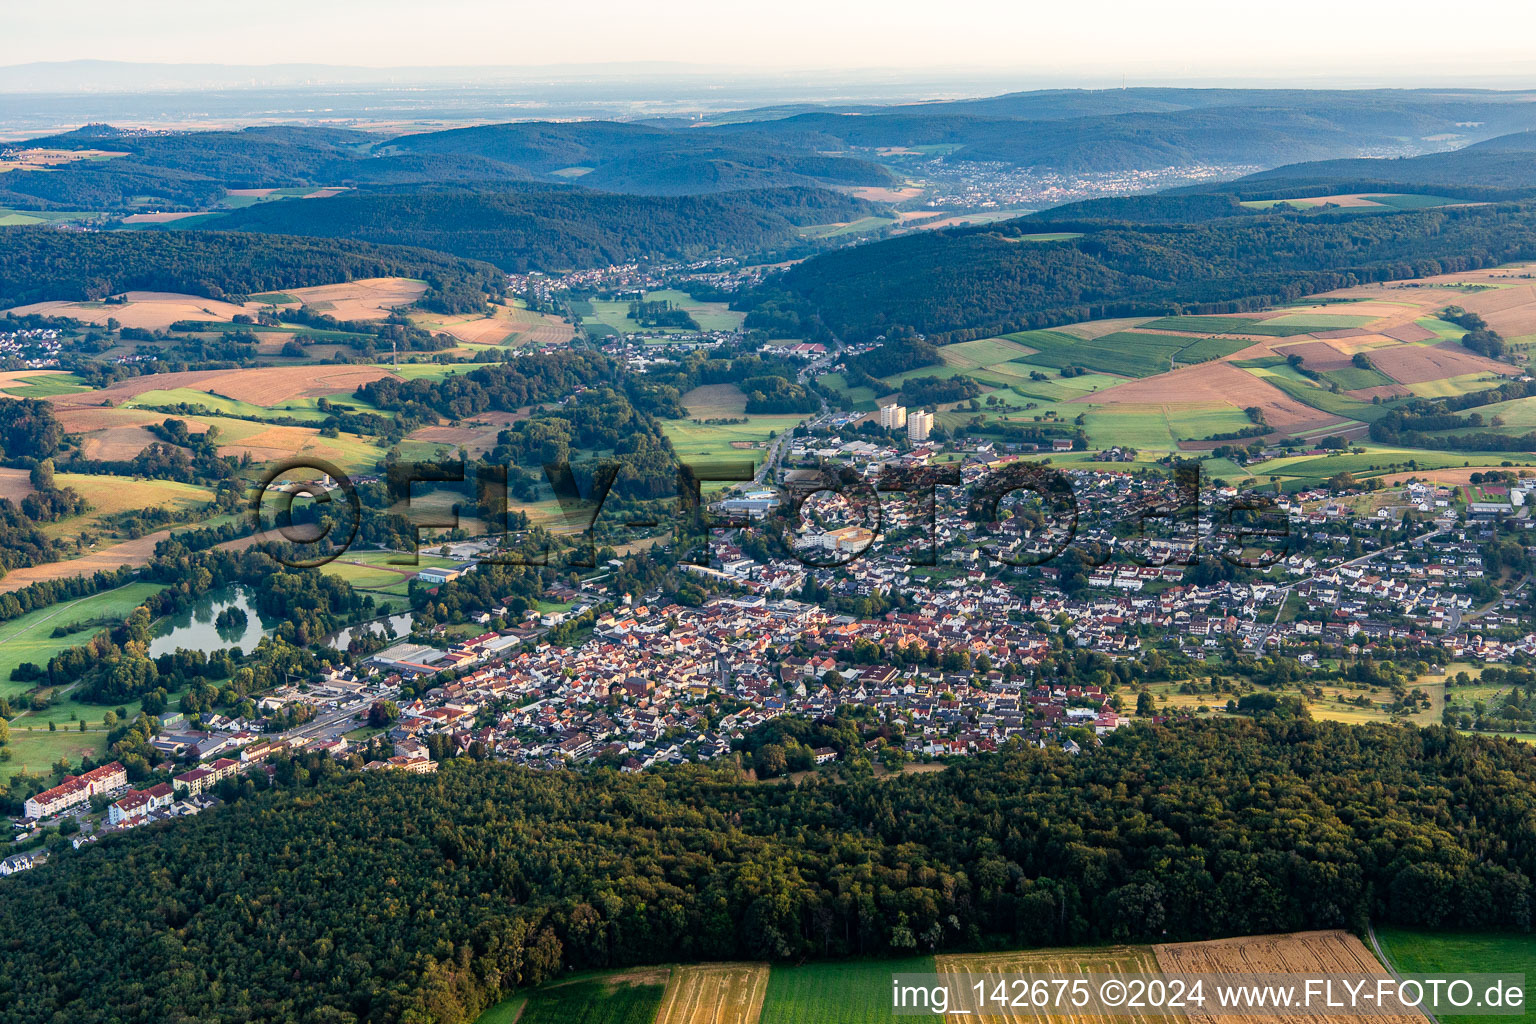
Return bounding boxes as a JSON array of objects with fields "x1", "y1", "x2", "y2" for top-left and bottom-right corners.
[
  {"x1": 203, "y1": 186, "x2": 877, "y2": 272},
  {"x1": 0, "y1": 720, "x2": 1532, "y2": 1023},
  {"x1": 767, "y1": 202, "x2": 1536, "y2": 342},
  {"x1": 0, "y1": 228, "x2": 503, "y2": 313}
]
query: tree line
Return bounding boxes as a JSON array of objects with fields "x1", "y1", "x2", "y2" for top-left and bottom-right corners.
[{"x1": 0, "y1": 719, "x2": 1533, "y2": 1023}]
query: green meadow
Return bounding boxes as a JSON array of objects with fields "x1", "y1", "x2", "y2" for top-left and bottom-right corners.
[
  {"x1": 759, "y1": 957, "x2": 941, "y2": 1024},
  {"x1": 1375, "y1": 928, "x2": 1535, "y2": 1024}
]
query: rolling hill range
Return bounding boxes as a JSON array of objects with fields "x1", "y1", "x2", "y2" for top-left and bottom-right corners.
[
  {"x1": 11, "y1": 89, "x2": 1536, "y2": 215},
  {"x1": 198, "y1": 185, "x2": 878, "y2": 271},
  {"x1": 763, "y1": 202, "x2": 1536, "y2": 342},
  {"x1": 1233, "y1": 128, "x2": 1536, "y2": 194}
]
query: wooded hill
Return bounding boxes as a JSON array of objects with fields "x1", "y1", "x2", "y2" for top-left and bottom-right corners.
[
  {"x1": 765, "y1": 201, "x2": 1536, "y2": 342},
  {"x1": 205, "y1": 186, "x2": 878, "y2": 272},
  {"x1": 0, "y1": 719, "x2": 1530, "y2": 1023},
  {"x1": 0, "y1": 227, "x2": 504, "y2": 313}
]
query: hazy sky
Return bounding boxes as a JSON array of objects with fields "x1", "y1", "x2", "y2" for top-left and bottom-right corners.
[{"x1": 11, "y1": 0, "x2": 1536, "y2": 82}]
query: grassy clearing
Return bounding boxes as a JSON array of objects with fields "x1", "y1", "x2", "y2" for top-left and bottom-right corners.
[
  {"x1": 1449, "y1": 394, "x2": 1536, "y2": 430},
  {"x1": 1, "y1": 726, "x2": 113, "y2": 785},
  {"x1": 819, "y1": 372, "x2": 879, "y2": 410},
  {"x1": 681, "y1": 383, "x2": 748, "y2": 418},
  {"x1": 644, "y1": 289, "x2": 746, "y2": 332},
  {"x1": 799, "y1": 215, "x2": 899, "y2": 239},
  {"x1": 760, "y1": 957, "x2": 941, "y2": 1024},
  {"x1": 321, "y1": 551, "x2": 456, "y2": 599},
  {"x1": 938, "y1": 337, "x2": 1040, "y2": 369},
  {"x1": 1375, "y1": 928, "x2": 1534, "y2": 1024},
  {"x1": 662, "y1": 416, "x2": 805, "y2": 464}
]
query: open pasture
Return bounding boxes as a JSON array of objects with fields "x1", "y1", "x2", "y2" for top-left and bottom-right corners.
[
  {"x1": 760, "y1": 957, "x2": 941, "y2": 1024},
  {"x1": 209, "y1": 422, "x2": 385, "y2": 473},
  {"x1": 1376, "y1": 928, "x2": 1535, "y2": 1024},
  {"x1": 655, "y1": 963, "x2": 769, "y2": 1024},
  {"x1": 37, "y1": 473, "x2": 213, "y2": 542},
  {"x1": 0, "y1": 208, "x2": 97, "y2": 226},
  {"x1": 0, "y1": 371, "x2": 89, "y2": 398},
  {"x1": 644, "y1": 289, "x2": 747, "y2": 332},
  {"x1": 662, "y1": 415, "x2": 804, "y2": 463}
]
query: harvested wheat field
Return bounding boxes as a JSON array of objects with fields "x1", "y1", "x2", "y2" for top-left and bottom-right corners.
[
  {"x1": 415, "y1": 302, "x2": 572, "y2": 347},
  {"x1": 6, "y1": 291, "x2": 254, "y2": 330},
  {"x1": 1381, "y1": 324, "x2": 1437, "y2": 343},
  {"x1": 1277, "y1": 341, "x2": 1354, "y2": 372},
  {"x1": 1154, "y1": 931, "x2": 1421, "y2": 1024},
  {"x1": 79, "y1": 424, "x2": 159, "y2": 460},
  {"x1": 53, "y1": 404, "x2": 209, "y2": 434},
  {"x1": 0, "y1": 529, "x2": 176, "y2": 594},
  {"x1": 1367, "y1": 342, "x2": 1516, "y2": 385},
  {"x1": 654, "y1": 963, "x2": 768, "y2": 1024},
  {"x1": 52, "y1": 365, "x2": 399, "y2": 410},
  {"x1": 937, "y1": 945, "x2": 1167, "y2": 1024},
  {"x1": 214, "y1": 424, "x2": 380, "y2": 468},
  {"x1": 1078, "y1": 363, "x2": 1343, "y2": 435},
  {"x1": 1458, "y1": 285, "x2": 1536, "y2": 339},
  {"x1": 119, "y1": 211, "x2": 205, "y2": 224},
  {"x1": 0, "y1": 467, "x2": 35, "y2": 503},
  {"x1": 846, "y1": 185, "x2": 925, "y2": 203},
  {"x1": 1056, "y1": 317, "x2": 1159, "y2": 340},
  {"x1": 275, "y1": 277, "x2": 427, "y2": 320}
]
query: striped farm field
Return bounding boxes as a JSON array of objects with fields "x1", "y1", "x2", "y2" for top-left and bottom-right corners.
[
  {"x1": 655, "y1": 963, "x2": 769, "y2": 1024},
  {"x1": 1153, "y1": 930, "x2": 1415, "y2": 1024},
  {"x1": 936, "y1": 945, "x2": 1165, "y2": 1024}
]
